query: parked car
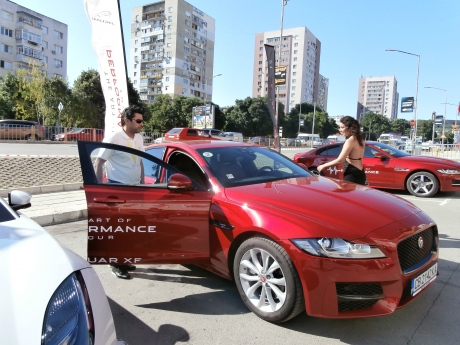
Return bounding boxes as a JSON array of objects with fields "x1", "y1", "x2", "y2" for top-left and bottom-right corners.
[
  {"x1": 222, "y1": 132, "x2": 244, "y2": 142},
  {"x1": 312, "y1": 138, "x2": 329, "y2": 148},
  {"x1": 294, "y1": 141, "x2": 460, "y2": 197},
  {"x1": 0, "y1": 190, "x2": 121, "y2": 344},
  {"x1": 281, "y1": 138, "x2": 301, "y2": 147},
  {"x1": 163, "y1": 128, "x2": 219, "y2": 141},
  {"x1": 0, "y1": 119, "x2": 45, "y2": 140},
  {"x1": 249, "y1": 136, "x2": 270, "y2": 146},
  {"x1": 55, "y1": 128, "x2": 104, "y2": 142},
  {"x1": 197, "y1": 128, "x2": 225, "y2": 139},
  {"x1": 77, "y1": 140, "x2": 439, "y2": 323}
]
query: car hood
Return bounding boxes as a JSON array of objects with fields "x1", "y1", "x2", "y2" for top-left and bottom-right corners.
[
  {"x1": 223, "y1": 176, "x2": 422, "y2": 239},
  {"x1": 397, "y1": 155, "x2": 460, "y2": 167},
  {"x1": 0, "y1": 215, "x2": 90, "y2": 342}
]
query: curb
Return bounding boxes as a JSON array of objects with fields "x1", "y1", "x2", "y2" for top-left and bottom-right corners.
[
  {"x1": 31, "y1": 209, "x2": 88, "y2": 227},
  {"x1": 0, "y1": 182, "x2": 83, "y2": 198}
]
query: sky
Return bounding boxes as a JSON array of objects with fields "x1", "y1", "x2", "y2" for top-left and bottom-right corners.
[{"x1": 16, "y1": 0, "x2": 460, "y2": 123}]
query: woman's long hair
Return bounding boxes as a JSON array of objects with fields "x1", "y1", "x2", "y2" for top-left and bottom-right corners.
[{"x1": 340, "y1": 116, "x2": 364, "y2": 146}]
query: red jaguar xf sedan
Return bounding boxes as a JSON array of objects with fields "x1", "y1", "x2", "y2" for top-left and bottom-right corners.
[
  {"x1": 294, "y1": 141, "x2": 460, "y2": 198},
  {"x1": 78, "y1": 140, "x2": 439, "y2": 323}
]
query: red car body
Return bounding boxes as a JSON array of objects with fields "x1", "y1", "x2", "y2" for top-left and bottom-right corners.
[
  {"x1": 78, "y1": 140, "x2": 439, "y2": 322},
  {"x1": 294, "y1": 141, "x2": 460, "y2": 198},
  {"x1": 56, "y1": 128, "x2": 104, "y2": 142},
  {"x1": 163, "y1": 128, "x2": 219, "y2": 141}
]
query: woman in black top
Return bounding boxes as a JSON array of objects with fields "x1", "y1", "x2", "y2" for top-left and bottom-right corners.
[{"x1": 317, "y1": 116, "x2": 367, "y2": 185}]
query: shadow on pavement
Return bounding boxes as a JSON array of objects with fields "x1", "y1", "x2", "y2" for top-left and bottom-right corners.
[{"x1": 108, "y1": 297, "x2": 190, "y2": 345}]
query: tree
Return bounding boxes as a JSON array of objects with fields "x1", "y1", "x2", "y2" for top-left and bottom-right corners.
[
  {"x1": 0, "y1": 73, "x2": 20, "y2": 119},
  {"x1": 224, "y1": 97, "x2": 273, "y2": 137},
  {"x1": 361, "y1": 113, "x2": 391, "y2": 140},
  {"x1": 390, "y1": 118, "x2": 410, "y2": 136},
  {"x1": 72, "y1": 69, "x2": 144, "y2": 128}
]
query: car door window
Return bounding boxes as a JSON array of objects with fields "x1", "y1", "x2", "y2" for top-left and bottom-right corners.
[
  {"x1": 319, "y1": 145, "x2": 342, "y2": 156},
  {"x1": 79, "y1": 142, "x2": 202, "y2": 189},
  {"x1": 364, "y1": 145, "x2": 378, "y2": 158}
]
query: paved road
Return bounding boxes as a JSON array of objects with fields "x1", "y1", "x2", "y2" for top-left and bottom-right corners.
[
  {"x1": 0, "y1": 142, "x2": 308, "y2": 158},
  {"x1": 46, "y1": 191, "x2": 460, "y2": 345}
]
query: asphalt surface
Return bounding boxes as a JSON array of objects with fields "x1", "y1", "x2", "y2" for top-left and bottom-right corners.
[{"x1": 44, "y1": 191, "x2": 460, "y2": 345}]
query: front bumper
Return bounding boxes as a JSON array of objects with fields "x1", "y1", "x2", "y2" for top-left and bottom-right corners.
[{"x1": 283, "y1": 212, "x2": 439, "y2": 318}]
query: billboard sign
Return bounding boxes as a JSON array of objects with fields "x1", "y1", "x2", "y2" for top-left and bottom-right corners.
[
  {"x1": 401, "y1": 97, "x2": 414, "y2": 113},
  {"x1": 275, "y1": 66, "x2": 287, "y2": 85}
]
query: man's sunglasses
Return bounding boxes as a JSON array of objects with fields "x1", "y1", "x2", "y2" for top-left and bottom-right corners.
[{"x1": 132, "y1": 119, "x2": 144, "y2": 124}]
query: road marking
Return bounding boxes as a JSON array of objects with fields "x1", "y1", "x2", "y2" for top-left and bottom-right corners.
[{"x1": 439, "y1": 199, "x2": 450, "y2": 206}]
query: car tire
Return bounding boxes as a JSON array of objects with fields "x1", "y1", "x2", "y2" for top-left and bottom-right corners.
[
  {"x1": 233, "y1": 237, "x2": 305, "y2": 323},
  {"x1": 406, "y1": 171, "x2": 439, "y2": 198}
]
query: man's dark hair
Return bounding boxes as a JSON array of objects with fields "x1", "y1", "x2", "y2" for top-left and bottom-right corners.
[{"x1": 121, "y1": 105, "x2": 144, "y2": 125}]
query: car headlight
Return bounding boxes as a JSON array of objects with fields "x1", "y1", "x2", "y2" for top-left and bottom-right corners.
[
  {"x1": 291, "y1": 238, "x2": 386, "y2": 259},
  {"x1": 437, "y1": 169, "x2": 460, "y2": 174},
  {"x1": 42, "y1": 272, "x2": 94, "y2": 345}
]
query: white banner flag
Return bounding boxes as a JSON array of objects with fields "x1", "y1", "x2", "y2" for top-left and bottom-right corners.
[{"x1": 83, "y1": 0, "x2": 129, "y2": 136}]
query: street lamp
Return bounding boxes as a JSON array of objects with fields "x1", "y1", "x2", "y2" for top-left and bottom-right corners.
[
  {"x1": 274, "y1": 0, "x2": 289, "y2": 152},
  {"x1": 204, "y1": 73, "x2": 222, "y2": 128},
  {"x1": 385, "y1": 49, "x2": 420, "y2": 142},
  {"x1": 425, "y1": 86, "x2": 447, "y2": 145}
]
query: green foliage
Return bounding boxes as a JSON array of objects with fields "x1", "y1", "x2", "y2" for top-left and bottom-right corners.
[
  {"x1": 223, "y1": 97, "x2": 274, "y2": 137},
  {"x1": 361, "y1": 112, "x2": 391, "y2": 140}
]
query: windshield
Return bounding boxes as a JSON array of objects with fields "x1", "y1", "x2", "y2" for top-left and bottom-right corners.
[
  {"x1": 197, "y1": 146, "x2": 312, "y2": 188},
  {"x1": 372, "y1": 142, "x2": 410, "y2": 157}
]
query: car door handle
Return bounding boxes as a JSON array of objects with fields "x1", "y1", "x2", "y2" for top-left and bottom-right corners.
[{"x1": 93, "y1": 198, "x2": 126, "y2": 204}]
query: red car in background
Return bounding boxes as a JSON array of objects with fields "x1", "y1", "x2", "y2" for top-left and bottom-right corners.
[
  {"x1": 162, "y1": 128, "x2": 220, "y2": 141},
  {"x1": 294, "y1": 141, "x2": 460, "y2": 198},
  {"x1": 77, "y1": 140, "x2": 438, "y2": 323}
]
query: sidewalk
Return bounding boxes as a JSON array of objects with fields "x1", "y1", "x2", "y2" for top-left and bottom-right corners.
[{"x1": 8, "y1": 189, "x2": 87, "y2": 227}]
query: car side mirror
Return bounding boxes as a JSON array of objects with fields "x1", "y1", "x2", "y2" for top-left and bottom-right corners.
[
  {"x1": 373, "y1": 152, "x2": 387, "y2": 160},
  {"x1": 8, "y1": 190, "x2": 32, "y2": 211},
  {"x1": 168, "y1": 173, "x2": 194, "y2": 191}
]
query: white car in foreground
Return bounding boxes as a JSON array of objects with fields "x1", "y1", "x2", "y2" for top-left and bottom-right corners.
[{"x1": 0, "y1": 191, "x2": 124, "y2": 345}]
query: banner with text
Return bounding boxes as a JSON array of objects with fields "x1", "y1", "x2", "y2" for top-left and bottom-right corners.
[
  {"x1": 83, "y1": 0, "x2": 129, "y2": 136},
  {"x1": 264, "y1": 44, "x2": 278, "y2": 148},
  {"x1": 401, "y1": 97, "x2": 414, "y2": 113}
]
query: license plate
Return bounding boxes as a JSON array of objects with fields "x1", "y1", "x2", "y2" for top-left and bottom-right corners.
[{"x1": 411, "y1": 263, "x2": 437, "y2": 296}]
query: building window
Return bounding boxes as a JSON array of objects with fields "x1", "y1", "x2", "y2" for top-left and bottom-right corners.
[
  {"x1": 0, "y1": 44, "x2": 12, "y2": 53},
  {"x1": 42, "y1": 25, "x2": 48, "y2": 34},
  {"x1": 0, "y1": 60, "x2": 12, "y2": 70},
  {"x1": 292, "y1": 86, "x2": 296, "y2": 90},
  {"x1": 168, "y1": 7, "x2": 173, "y2": 12},
  {"x1": 133, "y1": 80, "x2": 137, "y2": 85},
  {"x1": 43, "y1": 56, "x2": 48, "y2": 63},
  {"x1": 54, "y1": 59, "x2": 63, "y2": 68},
  {"x1": 166, "y1": 68, "x2": 170, "y2": 73},
  {"x1": 168, "y1": 16, "x2": 172, "y2": 22},
  {"x1": 292, "y1": 65, "x2": 297, "y2": 69},
  {"x1": 292, "y1": 72, "x2": 296, "y2": 76},
  {"x1": 167, "y1": 33, "x2": 171, "y2": 39},
  {"x1": 165, "y1": 77, "x2": 169, "y2": 82},
  {"x1": 258, "y1": 61, "x2": 262, "y2": 65},
  {"x1": 292, "y1": 79, "x2": 296, "y2": 83},
  {"x1": 1, "y1": 27, "x2": 13, "y2": 37},
  {"x1": 294, "y1": 43, "x2": 298, "y2": 47},
  {"x1": 294, "y1": 50, "x2": 298, "y2": 54},
  {"x1": 185, "y1": 20, "x2": 190, "y2": 26},
  {"x1": 1, "y1": 10, "x2": 13, "y2": 21},
  {"x1": 259, "y1": 47, "x2": 263, "y2": 51},
  {"x1": 168, "y1": 25, "x2": 172, "y2": 30},
  {"x1": 54, "y1": 45, "x2": 63, "y2": 54},
  {"x1": 293, "y1": 57, "x2": 297, "y2": 61},
  {"x1": 53, "y1": 30, "x2": 63, "y2": 39}
]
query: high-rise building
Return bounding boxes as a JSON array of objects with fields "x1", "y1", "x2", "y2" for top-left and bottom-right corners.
[
  {"x1": 130, "y1": 0, "x2": 215, "y2": 104},
  {"x1": 356, "y1": 76, "x2": 399, "y2": 120},
  {"x1": 0, "y1": 0, "x2": 68, "y2": 78},
  {"x1": 252, "y1": 26, "x2": 323, "y2": 113},
  {"x1": 318, "y1": 74, "x2": 329, "y2": 112}
]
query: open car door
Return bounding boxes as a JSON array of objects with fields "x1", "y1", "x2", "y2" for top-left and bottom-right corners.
[{"x1": 77, "y1": 141, "x2": 212, "y2": 266}]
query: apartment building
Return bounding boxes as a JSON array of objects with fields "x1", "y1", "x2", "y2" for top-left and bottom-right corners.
[
  {"x1": 356, "y1": 76, "x2": 399, "y2": 120},
  {"x1": 0, "y1": 0, "x2": 67, "y2": 78},
  {"x1": 252, "y1": 26, "x2": 323, "y2": 113},
  {"x1": 318, "y1": 74, "x2": 328, "y2": 112},
  {"x1": 130, "y1": 0, "x2": 215, "y2": 103}
]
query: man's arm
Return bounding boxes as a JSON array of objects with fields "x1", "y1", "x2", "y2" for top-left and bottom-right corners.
[{"x1": 94, "y1": 157, "x2": 107, "y2": 182}]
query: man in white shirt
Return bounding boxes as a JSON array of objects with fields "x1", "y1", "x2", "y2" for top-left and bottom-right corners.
[{"x1": 94, "y1": 105, "x2": 145, "y2": 279}]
